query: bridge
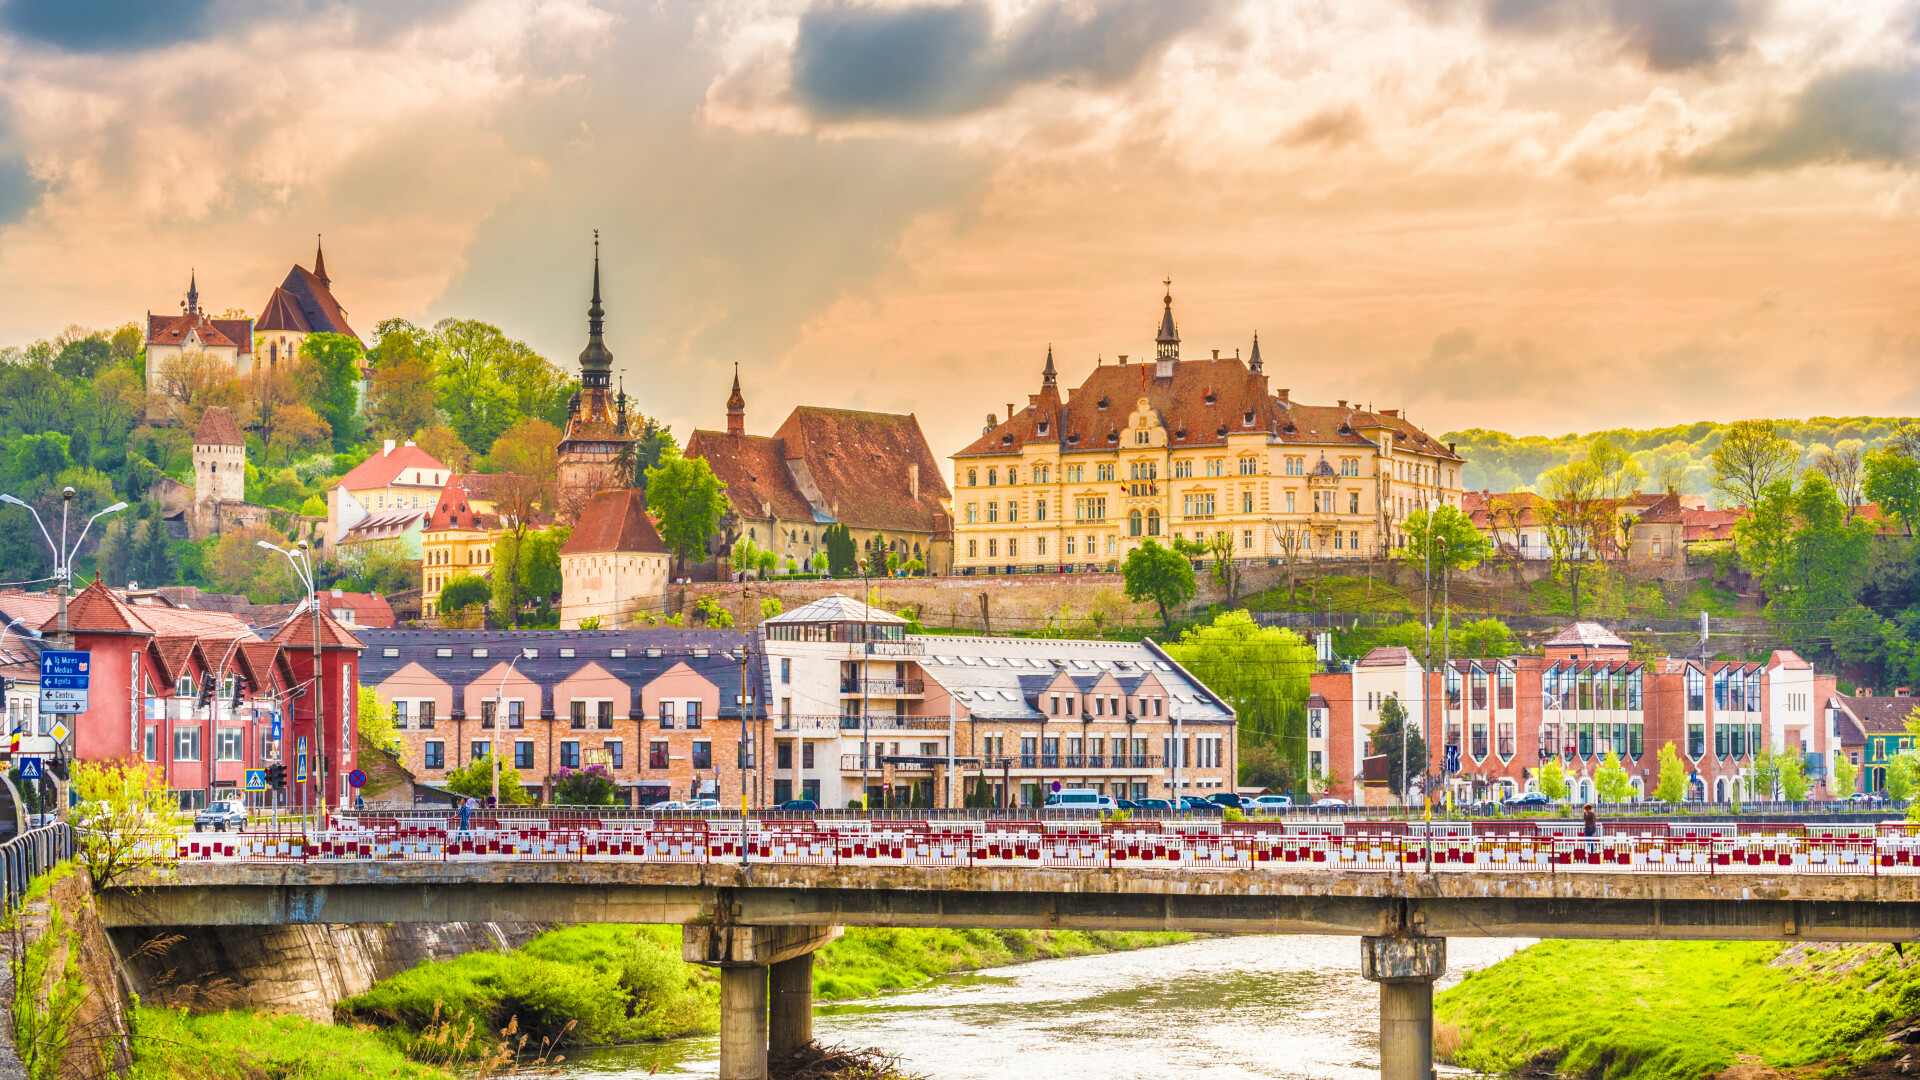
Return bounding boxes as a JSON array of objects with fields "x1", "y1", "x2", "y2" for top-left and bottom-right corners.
[{"x1": 104, "y1": 816, "x2": 1920, "y2": 1080}]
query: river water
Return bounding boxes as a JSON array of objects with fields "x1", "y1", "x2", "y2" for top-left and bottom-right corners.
[{"x1": 551, "y1": 936, "x2": 1532, "y2": 1080}]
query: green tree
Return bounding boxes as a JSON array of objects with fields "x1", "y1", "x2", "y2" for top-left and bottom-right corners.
[
  {"x1": 1832, "y1": 751, "x2": 1859, "y2": 798},
  {"x1": 1236, "y1": 742, "x2": 1297, "y2": 794},
  {"x1": 645, "y1": 456, "x2": 727, "y2": 576},
  {"x1": 618, "y1": 414, "x2": 680, "y2": 489},
  {"x1": 1887, "y1": 752, "x2": 1919, "y2": 804},
  {"x1": 1366, "y1": 695, "x2": 1427, "y2": 799},
  {"x1": 1654, "y1": 742, "x2": 1688, "y2": 803},
  {"x1": 1454, "y1": 617, "x2": 1516, "y2": 659},
  {"x1": 1167, "y1": 610, "x2": 1313, "y2": 792},
  {"x1": 133, "y1": 517, "x2": 178, "y2": 587},
  {"x1": 1710, "y1": 419, "x2": 1799, "y2": 509},
  {"x1": 1395, "y1": 505, "x2": 1490, "y2": 581},
  {"x1": 358, "y1": 685, "x2": 399, "y2": 757},
  {"x1": 1538, "y1": 758, "x2": 1570, "y2": 802},
  {"x1": 491, "y1": 528, "x2": 562, "y2": 623},
  {"x1": 1865, "y1": 446, "x2": 1920, "y2": 536},
  {"x1": 70, "y1": 759, "x2": 177, "y2": 888},
  {"x1": 810, "y1": 551, "x2": 828, "y2": 574},
  {"x1": 1746, "y1": 746, "x2": 1783, "y2": 801},
  {"x1": 760, "y1": 596, "x2": 783, "y2": 620},
  {"x1": 1595, "y1": 752, "x2": 1632, "y2": 804},
  {"x1": 443, "y1": 754, "x2": 533, "y2": 804},
  {"x1": 297, "y1": 333, "x2": 367, "y2": 451},
  {"x1": 438, "y1": 573, "x2": 491, "y2": 615},
  {"x1": 1121, "y1": 539, "x2": 1196, "y2": 633},
  {"x1": 1779, "y1": 750, "x2": 1810, "y2": 802},
  {"x1": 821, "y1": 523, "x2": 857, "y2": 578},
  {"x1": 1738, "y1": 475, "x2": 1876, "y2": 652}
]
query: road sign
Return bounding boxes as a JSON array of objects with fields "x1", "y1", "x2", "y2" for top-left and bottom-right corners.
[
  {"x1": 347, "y1": 769, "x2": 367, "y2": 788},
  {"x1": 1050, "y1": 780, "x2": 1062, "y2": 793},
  {"x1": 48, "y1": 722, "x2": 68, "y2": 744},
  {"x1": 16, "y1": 756, "x2": 39, "y2": 780},
  {"x1": 37, "y1": 688, "x2": 86, "y2": 715},
  {"x1": 297, "y1": 737, "x2": 309, "y2": 783},
  {"x1": 269, "y1": 713, "x2": 282, "y2": 740},
  {"x1": 245, "y1": 769, "x2": 267, "y2": 792},
  {"x1": 1444, "y1": 744, "x2": 1460, "y2": 775},
  {"x1": 212, "y1": 779, "x2": 236, "y2": 788},
  {"x1": 38, "y1": 652, "x2": 89, "y2": 679},
  {"x1": 38, "y1": 675, "x2": 88, "y2": 690}
]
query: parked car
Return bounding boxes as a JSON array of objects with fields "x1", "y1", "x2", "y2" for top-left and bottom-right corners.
[
  {"x1": 194, "y1": 797, "x2": 248, "y2": 832},
  {"x1": 1206, "y1": 792, "x2": 1250, "y2": 810},
  {"x1": 649, "y1": 800, "x2": 689, "y2": 812},
  {"x1": 1504, "y1": 791, "x2": 1552, "y2": 809},
  {"x1": 1044, "y1": 788, "x2": 1117, "y2": 810},
  {"x1": 777, "y1": 799, "x2": 819, "y2": 811},
  {"x1": 1113, "y1": 798, "x2": 1141, "y2": 810},
  {"x1": 1177, "y1": 796, "x2": 1221, "y2": 813},
  {"x1": 1848, "y1": 792, "x2": 1885, "y2": 806},
  {"x1": 1131, "y1": 798, "x2": 1174, "y2": 811},
  {"x1": 684, "y1": 798, "x2": 723, "y2": 811},
  {"x1": 1251, "y1": 794, "x2": 1294, "y2": 811},
  {"x1": 1312, "y1": 797, "x2": 1348, "y2": 807}
]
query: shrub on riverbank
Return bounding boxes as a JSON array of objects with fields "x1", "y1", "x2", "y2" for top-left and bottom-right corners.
[
  {"x1": 815, "y1": 928, "x2": 1192, "y2": 1000},
  {"x1": 1436, "y1": 940, "x2": 1920, "y2": 1080},
  {"x1": 131, "y1": 1007, "x2": 453, "y2": 1079},
  {"x1": 336, "y1": 925, "x2": 718, "y2": 1056}
]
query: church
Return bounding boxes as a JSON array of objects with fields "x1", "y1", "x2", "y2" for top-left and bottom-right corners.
[
  {"x1": 255, "y1": 237, "x2": 362, "y2": 368},
  {"x1": 143, "y1": 274, "x2": 255, "y2": 394}
]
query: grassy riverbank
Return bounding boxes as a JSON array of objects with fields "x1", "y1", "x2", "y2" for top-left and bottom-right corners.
[
  {"x1": 129, "y1": 925, "x2": 1191, "y2": 1077},
  {"x1": 1436, "y1": 940, "x2": 1920, "y2": 1080}
]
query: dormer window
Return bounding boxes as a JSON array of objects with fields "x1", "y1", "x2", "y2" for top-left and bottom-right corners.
[
  {"x1": 1204, "y1": 390, "x2": 1217, "y2": 405},
  {"x1": 1097, "y1": 396, "x2": 1110, "y2": 410},
  {"x1": 1284, "y1": 422, "x2": 1296, "y2": 433},
  {"x1": 1174, "y1": 428, "x2": 1187, "y2": 440},
  {"x1": 1243, "y1": 410, "x2": 1255, "y2": 426},
  {"x1": 1038, "y1": 417, "x2": 1050, "y2": 436}
]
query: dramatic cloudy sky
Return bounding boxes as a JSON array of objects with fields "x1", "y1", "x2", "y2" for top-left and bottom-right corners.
[{"x1": 2, "y1": 0, "x2": 1918, "y2": 457}]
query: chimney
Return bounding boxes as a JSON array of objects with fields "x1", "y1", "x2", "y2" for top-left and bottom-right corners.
[
  {"x1": 1276, "y1": 388, "x2": 1290, "y2": 403},
  {"x1": 1899, "y1": 688, "x2": 1913, "y2": 697},
  {"x1": 909, "y1": 463, "x2": 920, "y2": 500},
  {"x1": 1118, "y1": 354, "x2": 1128, "y2": 365},
  {"x1": 1448, "y1": 441, "x2": 1457, "y2": 455},
  {"x1": 1337, "y1": 400, "x2": 1347, "y2": 409},
  {"x1": 1007, "y1": 404, "x2": 1016, "y2": 421},
  {"x1": 1211, "y1": 349, "x2": 1219, "y2": 360},
  {"x1": 383, "y1": 439, "x2": 396, "y2": 456}
]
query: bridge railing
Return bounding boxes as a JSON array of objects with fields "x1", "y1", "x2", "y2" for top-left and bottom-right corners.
[{"x1": 0, "y1": 822, "x2": 73, "y2": 916}]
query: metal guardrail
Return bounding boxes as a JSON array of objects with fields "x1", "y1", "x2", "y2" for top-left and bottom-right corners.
[{"x1": 0, "y1": 823, "x2": 73, "y2": 916}]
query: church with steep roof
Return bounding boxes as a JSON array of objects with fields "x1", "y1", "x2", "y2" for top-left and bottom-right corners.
[
  {"x1": 144, "y1": 274, "x2": 255, "y2": 400},
  {"x1": 256, "y1": 237, "x2": 361, "y2": 369},
  {"x1": 556, "y1": 234, "x2": 638, "y2": 517}
]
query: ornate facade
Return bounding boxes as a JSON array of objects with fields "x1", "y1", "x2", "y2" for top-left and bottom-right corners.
[
  {"x1": 557, "y1": 235, "x2": 636, "y2": 514},
  {"x1": 950, "y1": 286, "x2": 1466, "y2": 573}
]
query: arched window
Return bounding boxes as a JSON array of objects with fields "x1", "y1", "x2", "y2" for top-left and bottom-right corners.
[
  {"x1": 1147, "y1": 509, "x2": 1161, "y2": 536},
  {"x1": 1128, "y1": 509, "x2": 1143, "y2": 537},
  {"x1": 988, "y1": 468, "x2": 998, "y2": 486}
]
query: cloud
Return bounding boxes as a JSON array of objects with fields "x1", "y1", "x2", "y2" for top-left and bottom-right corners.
[
  {"x1": 789, "y1": 0, "x2": 1217, "y2": 120},
  {"x1": 1417, "y1": 0, "x2": 1767, "y2": 72},
  {"x1": 0, "y1": 154, "x2": 35, "y2": 224},
  {"x1": 0, "y1": 0, "x2": 214, "y2": 51},
  {"x1": 1690, "y1": 63, "x2": 1920, "y2": 173}
]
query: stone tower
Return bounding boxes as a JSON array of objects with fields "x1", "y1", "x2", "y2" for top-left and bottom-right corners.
[
  {"x1": 557, "y1": 232, "x2": 636, "y2": 512},
  {"x1": 193, "y1": 406, "x2": 246, "y2": 506}
]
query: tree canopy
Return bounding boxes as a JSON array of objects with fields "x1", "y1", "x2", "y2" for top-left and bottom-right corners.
[
  {"x1": 646, "y1": 456, "x2": 727, "y2": 570},
  {"x1": 1165, "y1": 611, "x2": 1313, "y2": 796},
  {"x1": 1122, "y1": 539, "x2": 1196, "y2": 632}
]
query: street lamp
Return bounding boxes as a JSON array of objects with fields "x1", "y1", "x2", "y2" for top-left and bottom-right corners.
[
  {"x1": 0, "y1": 489, "x2": 129, "y2": 644},
  {"x1": 492, "y1": 648, "x2": 535, "y2": 805},
  {"x1": 259, "y1": 540, "x2": 328, "y2": 819}
]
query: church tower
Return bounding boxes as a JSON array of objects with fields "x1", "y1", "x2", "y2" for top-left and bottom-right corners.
[{"x1": 557, "y1": 233, "x2": 637, "y2": 510}]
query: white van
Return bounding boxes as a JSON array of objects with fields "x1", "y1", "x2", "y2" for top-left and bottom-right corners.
[{"x1": 1042, "y1": 788, "x2": 1116, "y2": 810}]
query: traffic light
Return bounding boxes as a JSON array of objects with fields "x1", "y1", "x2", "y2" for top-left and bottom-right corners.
[
  {"x1": 266, "y1": 763, "x2": 286, "y2": 791},
  {"x1": 231, "y1": 674, "x2": 246, "y2": 709},
  {"x1": 198, "y1": 673, "x2": 215, "y2": 709}
]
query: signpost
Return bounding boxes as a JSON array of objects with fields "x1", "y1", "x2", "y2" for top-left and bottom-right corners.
[
  {"x1": 245, "y1": 769, "x2": 266, "y2": 792},
  {"x1": 17, "y1": 756, "x2": 39, "y2": 781},
  {"x1": 36, "y1": 651, "x2": 88, "y2": 716},
  {"x1": 347, "y1": 769, "x2": 366, "y2": 789},
  {"x1": 1444, "y1": 744, "x2": 1460, "y2": 775}
]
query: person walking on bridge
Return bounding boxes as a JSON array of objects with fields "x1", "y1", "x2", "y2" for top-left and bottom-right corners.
[
  {"x1": 459, "y1": 796, "x2": 475, "y2": 833},
  {"x1": 1583, "y1": 803, "x2": 1600, "y2": 855}
]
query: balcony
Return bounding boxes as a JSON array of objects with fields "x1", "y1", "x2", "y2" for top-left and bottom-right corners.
[
  {"x1": 840, "y1": 679, "x2": 926, "y2": 697},
  {"x1": 846, "y1": 640, "x2": 925, "y2": 658},
  {"x1": 836, "y1": 715, "x2": 951, "y2": 731},
  {"x1": 772, "y1": 715, "x2": 843, "y2": 733},
  {"x1": 841, "y1": 754, "x2": 935, "y2": 772},
  {"x1": 1010, "y1": 753, "x2": 1162, "y2": 770}
]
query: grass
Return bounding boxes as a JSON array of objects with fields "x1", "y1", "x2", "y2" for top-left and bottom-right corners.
[
  {"x1": 813, "y1": 928, "x2": 1191, "y2": 1000},
  {"x1": 130, "y1": 1008, "x2": 453, "y2": 1080},
  {"x1": 1239, "y1": 572, "x2": 1758, "y2": 623},
  {"x1": 1436, "y1": 940, "x2": 1920, "y2": 1080}
]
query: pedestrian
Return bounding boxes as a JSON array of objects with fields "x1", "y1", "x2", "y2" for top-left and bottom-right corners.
[
  {"x1": 486, "y1": 794, "x2": 497, "y2": 811},
  {"x1": 1582, "y1": 802, "x2": 1599, "y2": 855},
  {"x1": 354, "y1": 792, "x2": 366, "y2": 811},
  {"x1": 459, "y1": 796, "x2": 474, "y2": 832}
]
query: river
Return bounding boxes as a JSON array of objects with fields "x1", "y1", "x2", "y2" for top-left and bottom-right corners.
[{"x1": 550, "y1": 936, "x2": 1532, "y2": 1080}]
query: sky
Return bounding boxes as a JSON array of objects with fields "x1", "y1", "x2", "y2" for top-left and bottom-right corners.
[{"x1": 1, "y1": 0, "x2": 1918, "y2": 462}]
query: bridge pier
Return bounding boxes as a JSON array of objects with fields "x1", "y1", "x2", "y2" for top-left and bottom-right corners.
[
  {"x1": 686, "y1": 924, "x2": 843, "y2": 1080},
  {"x1": 1361, "y1": 935, "x2": 1446, "y2": 1080}
]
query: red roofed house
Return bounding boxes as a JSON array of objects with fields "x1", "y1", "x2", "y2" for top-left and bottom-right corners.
[
  {"x1": 1461, "y1": 489, "x2": 1685, "y2": 572},
  {"x1": 0, "y1": 581, "x2": 362, "y2": 810},
  {"x1": 325, "y1": 439, "x2": 452, "y2": 554},
  {"x1": 254, "y1": 238, "x2": 363, "y2": 369},
  {"x1": 685, "y1": 365, "x2": 955, "y2": 579},
  {"x1": 421, "y1": 473, "x2": 500, "y2": 620},
  {"x1": 951, "y1": 284, "x2": 1465, "y2": 575},
  {"x1": 144, "y1": 274, "x2": 254, "y2": 419},
  {"x1": 560, "y1": 489, "x2": 670, "y2": 629},
  {"x1": 322, "y1": 589, "x2": 396, "y2": 629}
]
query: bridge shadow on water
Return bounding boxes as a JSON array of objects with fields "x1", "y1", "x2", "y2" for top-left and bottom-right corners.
[{"x1": 555, "y1": 936, "x2": 1533, "y2": 1080}]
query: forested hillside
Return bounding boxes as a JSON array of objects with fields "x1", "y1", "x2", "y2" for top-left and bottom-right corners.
[{"x1": 1446, "y1": 417, "x2": 1918, "y2": 501}]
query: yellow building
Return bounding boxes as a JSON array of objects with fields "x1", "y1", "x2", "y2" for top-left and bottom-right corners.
[
  {"x1": 950, "y1": 287, "x2": 1466, "y2": 573},
  {"x1": 420, "y1": 473, "x2": 500, "y2": 619}
]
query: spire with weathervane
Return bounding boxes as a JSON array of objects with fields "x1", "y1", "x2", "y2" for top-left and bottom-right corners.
[
  {"x1": 578, "y1": 231, "x2": 613, "y2": 391},
  {"x1": 185, "y1": 271, "x2": 199, "y2": 315},
  {"x1": 1042, "y1": 345, "x2": 1057, "y2": 388},
  {"x1": 313, "y1": 235, "x2": 330, "y2": 288},
  {"x1": 1249, "y1": 332, "x2": 1263, "y2": 374},
  {"x1": 727, "y1": 363, "x2": 746, "y2": 436},
  {"x1": 557, "y1": 230, "x2": 637, "y2": 513},
  {"x1": 1155, "y1": 278, "x2": 1179, "y2": 377}
]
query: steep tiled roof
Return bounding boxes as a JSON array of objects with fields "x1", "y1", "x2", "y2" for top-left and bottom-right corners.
[
  {"x1": 1635, "y1": 492, "x2": 1685, "y2": 523},
  {"x1": 1833, "y1": 695, "x2": 1920, "y2": 735},
  {"x1": 146, "y1": 311, "x2": 253, "y2": 354},
  {"x1": 1542, "y1": 622, "x2": 1630, "y2": 648},
  {"x1": 1767, "y1": 649, "x2": 1812, "y2": 671},
  {"x1": 256, "y1": 262, "x2": 361, "y2": 346},
  {"x1": 1463, "y1": 490, "x2": 1550, "y2": 531},
  {"x1": 325, "y1": 590, "x2": 396, "y2": 629},
  {"x1": 423, "y1": 473, "x2": 495, "y2": 534},
  {"x1": 337, "y1": 444, "x2": 449, "y2": 493},
  {"x1": 561, "y1": 489, "x2": 667, "y2": 555},
  {"x1": 270, "y1": 606, "x2": 366, "y2": 650},
  {"x1": 685, "y1": 430, "x2": 818, "y2": 524},
  {"x1": 135, "y1": 604, "x2": 255, "y2": 642},
  {"x1": 774, "y1": 407, "x2": 952, "y2": 533},
  {"x1": 954, "y1": 351, "x2": 1460, "y2": 464},
  {"x1": 1682, "y1": 505, "x2": 1743, "y2": 543},
  {"x1": 44, "y1": 580, "x2": 152, "y2": 635},
  {"x1": 193, "y1": 406, "x2": 245, "y2": 447}
]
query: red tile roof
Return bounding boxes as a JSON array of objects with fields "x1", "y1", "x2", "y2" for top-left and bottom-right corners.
[
  {"x1": 1542, "y1": 622, "x2": 1630, "y2": 648},
  {"x1": 134, "y1": 604, "x2": 256, "y2": 642},
  {"x1": 1832, "y1": 695, "x2": 1920, "y2": 735},
  {"x1": 255, "y1": 261, "x2": 361, "y2": 346},
  {"x1": 146, "y1": 311, "x2": 254, "y2": 355},
  {"x1": 43, "y1": 580, "x2": 152, "y2": 635},
  {"x1": 270, "y1": 607, "x2": 365, "y2": 650},
  {"x1": 561, "y1": 489, "x2": 668, "y2": 555},
  {"x1": 774, "y1": 407, "x2": 953, "y2": 533},
  {"x1": 193, "y1": 406, "x2": 245, "y2": 448},
  {"x1": 1682, "y1": 506, "x2": 1743, "y2": 543},
  {"x1": 685, "y1": 430, "x2": 818, "y2": 524},
  {"x1": 422, "y1": 473, "x2": 494, "y2": 533},
  {"x1": 336, "y1": 443, "x2": 449, "y2": 493},
  {"x1": 324, "y1": 590, "x2": 396, "y2": 629}
]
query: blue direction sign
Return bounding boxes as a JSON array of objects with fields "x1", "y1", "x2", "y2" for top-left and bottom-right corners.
[
  {"x1": 1444, "y1": 744, "x2": 1461, "y2": 775},
  {"x1": 38, "y1": 650, "x2": 89, "y2": 715},
  {"x1": 245, "y1": 769, "x2": 267, "y2": 792},
  {"x1": 17, "y1": 756, "x2": 39, "y2": 781},
  {"x1": 269, "y1": 713, "x2": 282, "y2": 740},
  {"x1": 296, "y1": 737, "x2": 309, "y2": 783}
]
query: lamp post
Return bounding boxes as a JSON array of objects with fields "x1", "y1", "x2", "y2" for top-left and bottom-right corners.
[
  {"x1": 0, "y1": 489, "x2": 129, "y2": 647},
  {"x1": 258, "y1": 540, "x2": 325, "y2": 819},
  {"x1": 493, "y1": 648, "x2": 534, "y2": 805}
]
